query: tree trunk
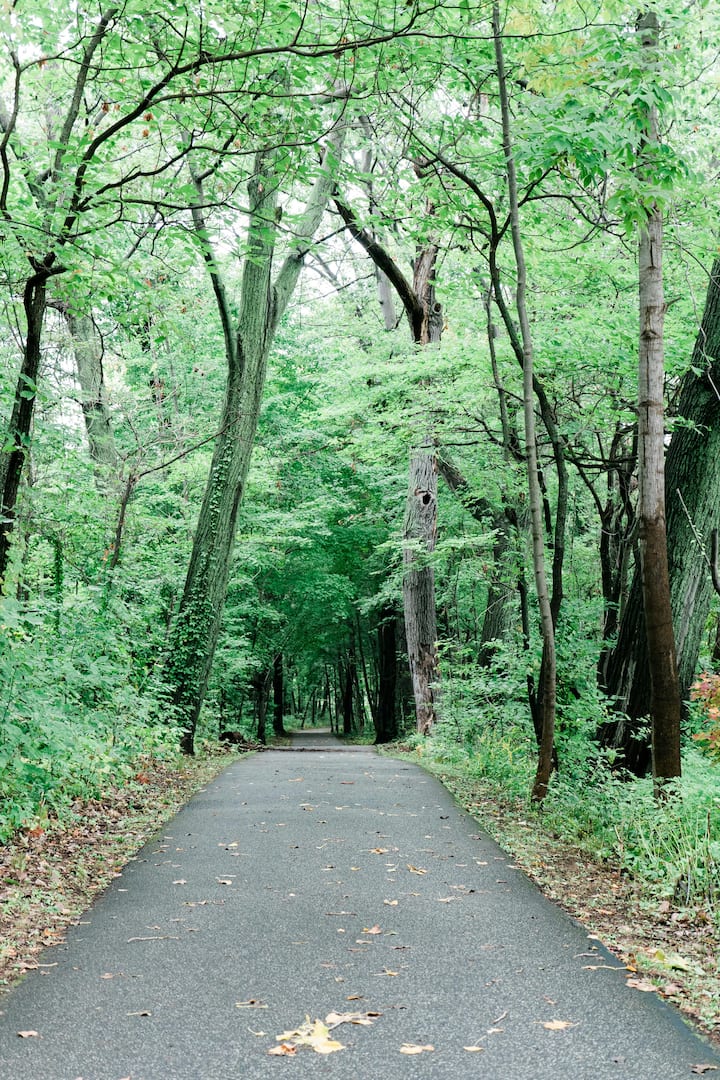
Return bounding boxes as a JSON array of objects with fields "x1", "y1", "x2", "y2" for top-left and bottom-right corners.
[
  {"x1": 599, "y1": 14, "x2": 681, "y2": 786},
  {"x1": 403, "y1": 446, "x2": 439, "y2": 734},
  {"x1": 341, "y1": 653, "x2": 355, "y2": 736},
  {"x1": 600, "y1": 261, "x2": 720, "y2": 772},
  {"x1": 374, "y1": 604, "x2": 399, "y2": 743},
  {"x1": 272, "y1": 652, "x2": 286, "y2": 737},
  {"x1": 636, "y1": 11, "x2": 681, "y2": 792},
  {"x1": 165, "y1": 128, "x2": 344, "y2": 753},
  {"x1": 65, "y1": 311, "x2": 120, "y2": 478},
  {"x1": 493, "y1": 4, "x2": 557, "y2": 801},
  {"x1": 335, "y1": 184, "x2": 443, "y2": 734},
  {"x1": 253, "y1": 667, "x2": 271, "y2": 745},
  {"x1": 0, "y1": 262, "x2": 56, "y2": 590}
]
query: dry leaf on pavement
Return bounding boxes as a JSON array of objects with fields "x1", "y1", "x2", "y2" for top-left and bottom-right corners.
[{"x1": 400, "y1": 1043, "x2": 434, "y2": 1054}]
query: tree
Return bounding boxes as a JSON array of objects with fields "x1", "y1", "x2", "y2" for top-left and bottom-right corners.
[
  {"x1": 492, "y1": 3, "x2": 556, "y2": 800},
  {"x1": 632, "y1": 11, "x2": 681, "y2": 790},
  {"x1": 334, "y1": 180, "x2": 445, "y2": 734},
  {"x1": 0, "y1": 0, "x2": 431, "y2": 590},
  {"x1": 165, "y1": 127, "x2": 346, "y2": 752},
  {"x1": 600, "y1": 259, "x2": 720, "y2": 774}
]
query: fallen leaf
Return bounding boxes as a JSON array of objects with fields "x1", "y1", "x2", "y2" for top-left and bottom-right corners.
[
  {"x1": 407, "y1": 864, "x2": 427, "y2": 875},
  {"x1": 268, "y1": 1043, "x2": 297, "y2": 1056},
  {"x1": 17, "y1": 1031, "x2": 40, "y2": 1039},
  {"x1": 464, "y1": 1045, "x2": 485, "y2": 1052},
  {"x1": 273, "y1": 1017, "x2": 345, "y2": 1055},
  {"x1": 216, "y1": 879, "x2": 233, "y2": 886},
  {"x1": 384, "y1": 899, "x2": 398, "y2": 906},
  {"x1": 376, "y1": 968, "x2": 399, "y2": 976},
  {"x1": 172, "y1": 879, "x2": 186, "y2": 885},
  {"x1": 236, "y1": 999, "x2": 268, "y2": 1009},
  {"x1": 626, "y1": 977, "x2": 657, "y2": 993},
  {"x1": 400, "y1": 1043, "x2": 434, "y2": 1055},
  {"x1": 127, "y1": 1010, "x2": 151, "y2": 1017},
  {"x1": 370, "y1": 847, "x2": 389, "y2": 854},
  {"x1": 325, "y1": 1011, "x2": 376, "y2": 1028},
  {"x1": 691, "y1": 1067, "x2": 719, "y2": 1075},
  {"x1": 288, "y1": 777, "x2": 303, "y2": 782},
  {"x1": 541, "y1": 1020, "x2": 576, "y2": 1031},
  {"x1": 363, "y1": 925, "x2": 382, "y2": 935}
]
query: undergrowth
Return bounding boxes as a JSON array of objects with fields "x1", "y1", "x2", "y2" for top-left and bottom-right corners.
[
  {"x1": 0, "y1": 592, "x2": 181, "y2": 842},
  {"x1": 397, "y1": 723, "x2": 720, "y2": 917}
]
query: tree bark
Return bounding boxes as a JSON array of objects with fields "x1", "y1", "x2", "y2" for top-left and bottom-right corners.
[
  {"x1": 600, "y1": 260, "x2": 720, "y2": 772},
  {"x1": 252, "y1": 666, "x2": 271, "y2": 745},
  {"x1": 0, "y1": 259, "x2": 57, "y2": 590},
  {"x1": 403, "y1": 446, "x2": 439, "y2": 734},
  {"x1": 272, "y1": 652, "x2": 286, "y2": 737},
  {"x1": 65, "y1": 311, "x2": 120, "y2": 479},
  {"x1": 636, "y1": 10, "x2": 681, "y2": 791},
  {"x1": 165, "y1": 127, "x2": 345, "y2": 753},
  {"x1": 374, "y1": 603, "x2": 400, "y2": 743}
]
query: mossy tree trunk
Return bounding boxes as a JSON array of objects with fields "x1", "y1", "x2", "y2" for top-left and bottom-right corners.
[{"x1": 165, "y1": 128, "x2": 345, "y2": 753}]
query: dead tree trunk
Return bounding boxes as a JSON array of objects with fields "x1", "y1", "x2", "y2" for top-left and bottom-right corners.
[{"x1": 403, "y1": 447, "x2": 439, "y2": 734}]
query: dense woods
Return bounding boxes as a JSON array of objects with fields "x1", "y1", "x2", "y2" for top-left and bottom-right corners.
[{"x1": 1, "y1": 0, "x2": 720, "y2": 931}]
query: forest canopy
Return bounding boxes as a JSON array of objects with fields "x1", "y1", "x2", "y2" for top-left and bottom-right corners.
[{"x1": 1, "y1": 0, "x2": 720, "y2": 840}]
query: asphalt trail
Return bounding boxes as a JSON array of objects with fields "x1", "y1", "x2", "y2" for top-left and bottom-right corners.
[{"x1": 0, "y1": 731, "x2": 718, "y2": 1079}]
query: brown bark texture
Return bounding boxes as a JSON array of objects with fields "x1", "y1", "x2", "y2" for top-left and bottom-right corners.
[
  {"x1": 634, "y1": 13, "x2": 681, "y2": 787},
  {"x1": 600, "y1": 260, "x2": 720, "y2": 772}
]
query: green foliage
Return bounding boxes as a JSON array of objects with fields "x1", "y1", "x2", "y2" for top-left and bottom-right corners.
[
  {"x1": 414, "y1": 684, "x2": 720, "y2": 914},
  {"x1": 0, "y1": 593, "x2": 180, "y2": 842},
  {"x1": 2, "y1": 0, "x2": 720, "y2": 851}
]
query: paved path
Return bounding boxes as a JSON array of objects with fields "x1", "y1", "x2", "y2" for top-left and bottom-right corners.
[{"x1": 1, "y1": 731, "x2": 718, "y2": 1079}]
